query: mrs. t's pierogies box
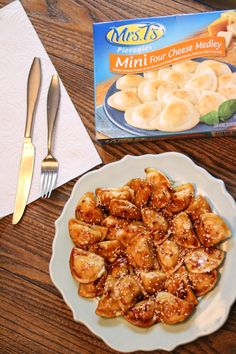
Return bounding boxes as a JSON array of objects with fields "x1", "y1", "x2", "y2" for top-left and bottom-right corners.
[{"x1": 93, "y1": 10, "x2": 236, "y2": 143}]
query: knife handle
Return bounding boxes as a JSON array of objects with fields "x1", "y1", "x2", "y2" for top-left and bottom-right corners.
[
  {"x1": 47, "y1": 75, "x2": 60, "y2": 154},
  {"x1": 25, "y1": 57, "x2": 41, "y2": 138}
]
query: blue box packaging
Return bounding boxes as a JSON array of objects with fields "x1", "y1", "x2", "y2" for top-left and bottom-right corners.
[{"x1": 93, "y1": 10, "x2": 236, "y2": 142}]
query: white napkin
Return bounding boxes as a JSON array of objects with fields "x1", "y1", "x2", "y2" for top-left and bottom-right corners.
[{"x1": 0, "y1": 0, "x2": 102, "y2": 218}]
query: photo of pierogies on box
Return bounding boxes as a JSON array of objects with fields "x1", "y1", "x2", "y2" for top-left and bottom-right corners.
[
  {"x1": 106, "y1": 59, "x2": 236, "y2": 132},
  {"x1": 69, "y1": 167, "x2": 231, "y2": 327}
]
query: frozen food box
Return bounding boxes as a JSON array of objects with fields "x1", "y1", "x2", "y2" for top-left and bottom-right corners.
[{"x1": 93, "y1": 10, "x2": 236, "y2": 143}]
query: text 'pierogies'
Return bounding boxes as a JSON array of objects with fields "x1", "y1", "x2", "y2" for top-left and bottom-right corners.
[{"x1": 69, "y1": 167, "x2": 231, "y2": 328}]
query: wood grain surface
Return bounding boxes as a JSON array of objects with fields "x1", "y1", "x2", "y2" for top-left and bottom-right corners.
[{"x1": 0, "y1": 1, "x2": 236, "y2": 353}]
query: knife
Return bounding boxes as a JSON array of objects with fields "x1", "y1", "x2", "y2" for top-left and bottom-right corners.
[{"x1": 12, "y1": 57, "x2": 41, "y2": 225}]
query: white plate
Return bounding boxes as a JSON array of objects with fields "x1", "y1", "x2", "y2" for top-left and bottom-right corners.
[{"x1": 50, "y1": 152, "x2": 236, "y2": 352}]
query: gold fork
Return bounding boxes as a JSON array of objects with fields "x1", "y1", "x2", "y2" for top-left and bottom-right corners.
[{"x1": 40, "y1": 75, "x2": 60, "y2": 198}]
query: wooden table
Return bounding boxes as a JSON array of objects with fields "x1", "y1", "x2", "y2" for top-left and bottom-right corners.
[{"x1": 1, "y1": 1, "x2": 235, "y2": 353}]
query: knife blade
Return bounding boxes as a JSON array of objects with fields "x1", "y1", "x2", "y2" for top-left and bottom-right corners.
[{"x1": 12, "y1": 57, "x2": 41, "y2": 225}]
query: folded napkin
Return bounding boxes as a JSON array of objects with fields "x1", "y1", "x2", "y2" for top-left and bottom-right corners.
[{"x1": 0, "y1": 0, "x2": 102, "y2": 218}]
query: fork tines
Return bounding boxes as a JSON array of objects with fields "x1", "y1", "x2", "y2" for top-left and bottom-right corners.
[{"x1": 40, "y1": 74, "x2": 60, "y2": 199}]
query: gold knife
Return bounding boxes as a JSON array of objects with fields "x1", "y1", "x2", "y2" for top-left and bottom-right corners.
[{"x1": 12, "y1": 57, "x2": 42, "y2": 225}]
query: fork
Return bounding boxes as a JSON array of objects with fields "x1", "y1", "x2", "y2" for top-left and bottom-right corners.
[{"x1": 41, "y1": 74, "x2": 60, "y2": 198}]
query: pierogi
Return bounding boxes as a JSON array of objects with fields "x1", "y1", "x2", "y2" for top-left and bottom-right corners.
[
  {"x1": 156, "y1": 67, "x2": 172, "y2": 80},
  {"x1": 195, "y1": 59, "x2": 232, "y2": 77},
  {"x1": 196, "y1": 91, "x2": 227, "y2": 116},
  {"x1": 107, "y1": 59, "x2": 235, "y2": 132},
  {"x1": 149, "y1": 98, "x2": 200, "y2": 132},
  {"x1": 172, "y1": 60, "x2": 199, "y2": 73},
  {"x1": 143, "y1": 70, "x2": 159, "y2": 80},
  {"x1": 218, "y1": 72, "x2": 236, "y2": 88},
  {"x1": 138, "y1": 79, "x2": 177, "y2": 102},
  {"x1": 107, "y1": 88, "x2": 141, "y2": 111},
  {"x1": 124, "y1": 101, "x2": 163, "y2": 130},
  {"x1": 160, "y1": 70, "x2": 194, "y2": 88},
  {"x1": 143, "y1": 66, "x2": 172, "y2": 80},
  {"x1": 69, "y1": 167, "x2": 231, "y2": 327},
  {"x1": 116, "y1": 74, "x2": 144, "y2": 90},
  {"x1": 184, "y1": 68, "x2": 217, "y2": 92},
  {"x1": 162, "y1": 88, "x2": 200, "y2": 105},
  {"x1": 218, "y1": 86, "x2": 236, "y2": 100}
]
